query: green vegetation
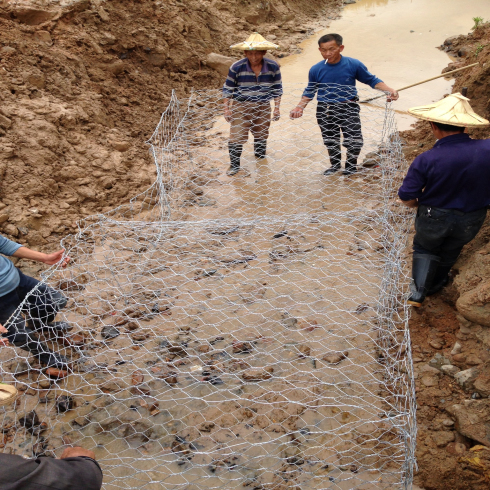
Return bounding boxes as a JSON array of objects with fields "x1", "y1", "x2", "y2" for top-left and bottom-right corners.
[
  {"x1": 472, "y1": 16, "x2": 484, "y2": 30},
  {"x1": 475, "y1": 44, "x2": 486, "y2": 57}
]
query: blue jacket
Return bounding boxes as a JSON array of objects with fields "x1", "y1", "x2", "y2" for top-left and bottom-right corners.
[
  {"x1": 302, "y1": 56, "x2": 383, "y2": 103},
  {"x1": 398, "y1": 133, "x2": 490, "y2": 212},
  {"x1": 0, "y1": 235, "x2": 22, "y2": 297}
]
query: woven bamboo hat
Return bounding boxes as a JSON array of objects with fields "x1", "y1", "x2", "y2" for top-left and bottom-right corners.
[
  {"x1": 230, "y1": 32, "x2": 279, "y2": 51},
  {"x1": 0, "y1": 383, "x2": 18, "y2": 407},
  {"x1": 408, "y1": 93, "x2": 489, "y2": 127}
]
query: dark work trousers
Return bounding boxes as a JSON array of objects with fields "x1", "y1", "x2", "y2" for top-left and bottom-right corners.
[
  {"x1": 413, "y1": 204, "x2": 487, "y2": 267},
  {"x1": 316, "y1": 101, "x2": 364, "y2": 171},
  {"x1": 0, "y1": 270, "x2": 65, "y2": 342},
  {"x1": 0, "y1": 453, "x2": 103, "y2": 490}
]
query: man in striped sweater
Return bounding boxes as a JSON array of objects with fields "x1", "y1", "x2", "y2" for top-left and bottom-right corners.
[{"x1": 223, "y1": 33, "x2": 283, "y2": 176}]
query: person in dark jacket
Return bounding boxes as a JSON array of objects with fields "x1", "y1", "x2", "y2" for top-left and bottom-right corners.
[
  {"x1": 290, "y1": 33, "x2": 398, "y2": 175},
  {"x1": 398, "y1": 93, "x2": 490, "y2": 306},
  {"x1": 0, "y1": 235, "x2": 71, "y2": 368},
  {"x1": 0, "y1": 446, "x2": 103, "y2": 490}
]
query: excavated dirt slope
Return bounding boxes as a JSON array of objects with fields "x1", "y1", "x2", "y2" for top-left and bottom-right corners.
[
  {"x1": 401, "y1": 24, "x2": 490, "y2": 490},
  {"x1": 0, "y1": 0, "x2": 340, "y2": 267}
]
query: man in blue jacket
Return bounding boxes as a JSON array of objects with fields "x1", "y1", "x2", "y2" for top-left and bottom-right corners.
[
  {"x1": 0, "y1": 234, "x2": 71, "y2": 368},
  {"x1": 398, "y1": 93, "x2": 490, "y2": 306},
  {"x1": 290, "y1": 33, "x2": 398, "y2": 175}
]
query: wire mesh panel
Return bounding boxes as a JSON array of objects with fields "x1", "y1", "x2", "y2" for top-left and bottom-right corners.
[{"x1": 0, "y1": 84, "x2": 416, "y2": 489}]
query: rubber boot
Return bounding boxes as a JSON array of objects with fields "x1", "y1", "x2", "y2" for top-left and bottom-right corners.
[
  {"x1": 343, "y1": 152, "x2": 360, "y2": 176},
  {"x1": 324, "y1": 145, "x2": 341, "y2": 175},
  {"x1": 5, "y1": 315, "x2": 68, "y2": 369},
  {"x1": 254, "y1": 139, "x2": 267, "y2": 159},
  {"x1": 407, "y1": 254, "x2": 441, "y2": 307},
  {"x1": 426, "y1": 265, "x2": 453, "y2": 296},
  {"x1": 227, "y1": 143, "x2": 243, "y2": 176},
  {"x1": 27, "y1": 289, "x2": 73, "y2": 334}
]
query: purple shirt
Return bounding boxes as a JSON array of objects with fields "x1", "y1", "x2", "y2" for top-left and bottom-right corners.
[{"x1": 398, "y1": 133, "x2": 490, "y2": 213}]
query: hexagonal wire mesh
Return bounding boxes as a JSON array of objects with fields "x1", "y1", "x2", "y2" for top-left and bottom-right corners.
[{"x1": 0, "y1": 84, "x2": 417, "y2": 489}]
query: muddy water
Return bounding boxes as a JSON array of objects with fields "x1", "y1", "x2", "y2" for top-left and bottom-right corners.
[{"x1": 281, "y1": 0, "x2": 490, "y2": 130}]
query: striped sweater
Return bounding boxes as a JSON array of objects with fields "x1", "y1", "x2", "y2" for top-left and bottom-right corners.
[{"x1": 223, "y1": 58, "x2": 283, "y2": 102}]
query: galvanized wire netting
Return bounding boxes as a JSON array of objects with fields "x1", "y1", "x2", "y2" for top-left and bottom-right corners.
[{"x1": 0, "y1": 84, "x2": 416, "y2": 489}]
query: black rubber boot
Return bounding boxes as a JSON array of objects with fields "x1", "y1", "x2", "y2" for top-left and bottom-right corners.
[
  {"x1": 343, "y1": 154, "x2": 359, "y2": 176},
  {"x1": 254, "y1": 139, "x2": 267, "y2": 159},
  {"x1": 407, "y1": 254, "x2": 441, "y2": 307},
  {"x1": 5, "y1": 316, "x2": 68, "y2": 369},
  {"x1": 227, "y1": 143, "x2": 243, "y2": 176},
  {"x1": 426, "y1": 265, "x2": 453, "y2": 296},
  {"x1": 324, "y1": 145, "x2": 341, "y2": 175}
]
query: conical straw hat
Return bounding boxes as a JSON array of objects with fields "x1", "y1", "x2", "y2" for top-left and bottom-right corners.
[
  {"x1": 0, "y1": 383, "x2": 18, "y2": 407},
  {"x1": 408, "y1": 93, "x2": 489, "y2": 127},
  {"x1": 230, "y1": 32, "x2": 279, "y2": 51}
]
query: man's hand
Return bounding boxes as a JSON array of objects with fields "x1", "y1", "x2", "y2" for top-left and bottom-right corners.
[
  {"x1": 224, "y1": 108, "x2": 232, "y2": 123},
  {"x1": 398, "y1": 198, "x2": 418, "y2": 208},
  {"x1": 43, "y1": 249, "x2": 70, "y2": 268},
  {"x1": 60, "y1": 447, "x2": 96, "y2": 460},
  {"x1": 386, "y1": 89, "x2": 399, "y2": 102},
  {"x1": 289, "y1": 106, "x2": 304, "y2": 119},
  {"x1": 0, "y1": 324, "x2": 9, "y2": 346},
  {"x1": 272, "y1": 106, "x2": 280, "y2": 121}
]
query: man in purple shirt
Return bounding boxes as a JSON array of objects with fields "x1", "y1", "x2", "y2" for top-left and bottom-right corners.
[{"x1": 398, "y1": 93, "x2": 490, "y2": 307}]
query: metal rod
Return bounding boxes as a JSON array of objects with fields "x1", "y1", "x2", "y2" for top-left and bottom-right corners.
[{"x1": 359, "y1": 62, "x2": 479, "y2": 103}]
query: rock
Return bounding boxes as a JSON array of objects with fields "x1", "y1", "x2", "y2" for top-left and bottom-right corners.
[
  {"x1": 429, "y1": 340, "x2": 443, "y2": 350},
  {"x1": 38, "y1": 378, "x2": 51, "y2": 389},
  {"x1": 111, "y1": 140, "x2": 131, "y2": 152},
  {"x1": 344, "y1": 0, "x2": 356, "y2": 3},
  {"x1": 429, "y1": 353, "x2": 451, "y2": 370},
  {"x1": 451, "y1": 342, "x2": 462, "y2": 356},
  {"x1": 206, "y1": 53, "x2": 237, "y2": 77},
  {"x1": 98, "y1": 7, "x2": 110, "y2": 22},
  {"x1": 168, "y1": 344, "x2": 188, "y2": 357},
  {"x1": 0, "y1": 114, "x2": 12, "y2": 130},
  {"x1": 72, "y1": 416, "x2": 90, "y2": 428},
  {"x1": 130, "y1": 383, "x2": 151, "y2": 396},
  {"x1": 100, "y1": 379, "x2": 129, "y2": 393},
  {"x1": 474, "y1": 368, "x2": 490, "y2": 397},
  {"x1": 45, "y1": 368, "x2": 68, "y2": 379},
  {"x1": 295, "y1": 344, "x2": 311, "y2": 358},
  {"x1": 232, "y1": 341, "x2": 254, "y2": 354},
  {"x1": 12, "y1": 7, "x2": 59, "y2": 25},
  {"x1": 454, "y1": 367, "x2": 479, "y2": 390},
  {"x1": 456, "y1": 279, "x2": 490, "y2": 327},
  {"x1": 466, "y1": 355, "x2": 483, "y2": 366},
  {"x1": 282, "y1": 317, "x2": 298, "y2": 329},
  {"x1": 0, "y1": 214, "x2": 8, "y2": 224},
  {"x1": 131, "y1": 331, "x2": 150, "y2": 342},
  {"x1": 452, "y1": 354, "x2": 467, "y2": 363},
  {"x1": 18, "y1": 410, "x2": 42, "y2": 434},
  {"x1": 421, "y1": 375, "x2": 439, "y2": 387},
  {"x1": 2, "y1": 224, "x2": 19, "y2": 237},
  {"x1": 446, "y1": 442, "x2": 467, "y2": 455},
  {"x1": 33, "y1": 31, "x2": 52, "y2": 45},
  {"x1": 56, "y1": 395, "x2": 74, "y2": 413},
  {"x1": 441, "y1": 364, "x2": 461, "y2": 377},
  {"x1": 431, "y1": 431, "x2": 455, "y2": 447},
  {"x1": 132, "y1": 370, "x2": 144, "y2": 385},
  {"x1": 1, "y1": 46, "x2": 16, "y2": 54},
  {"x1": 101, "y1": 325, "x2": 120, "y2": 340},
  {"x1": 153, "y1": 370, "x2": 178, "y2": 385},
  {"x1": 241, "y1": 366, "x2": 274, "y2": 381},
  {"x1": 322, "y1": 351, "x2": 349, "y2": 364},
  {"x1": 446, "y1": 399, "x2": 490, "y2": 446},
  {"x1": 442, "y1": 419, "x2": 455, "y2": 427},
  {"x1": 458, "y1": 46, "x2": 470, "y2": 57},
  {"x1": 8, "y1": 360, "x2": 30, "y2": 374},
  {"x1": 444, "y1": 35, "x2": 460, "y2": 46}
]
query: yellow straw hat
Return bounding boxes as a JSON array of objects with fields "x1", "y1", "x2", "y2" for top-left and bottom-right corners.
[
  {"x1": 408, "y1": 93, "x2": 489, "y2": 127},
  {"x1": 230, "y1": 32, "x2": 279, "y2": 51},
  {"x1": 0, "y1": 383, "x2": 18, "y2": 407}
]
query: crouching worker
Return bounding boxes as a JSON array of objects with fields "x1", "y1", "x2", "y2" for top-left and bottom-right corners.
[
  {"x1": 398, "y1": 93, "x2": 490, "y2": 307},
  {"x1": 0, "y1": 234, "x2": 71, "y2": 368},
  {"x1": 223, "y1": 32, "x2": 283, "y2": 176},
  {"x1": 0, "y1": 446, "x2": 103, "y2": 490}
]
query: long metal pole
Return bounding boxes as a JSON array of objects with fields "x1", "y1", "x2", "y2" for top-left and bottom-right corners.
[{"x1": 360, "y1": 62, "x2": 479, "y2": 103}]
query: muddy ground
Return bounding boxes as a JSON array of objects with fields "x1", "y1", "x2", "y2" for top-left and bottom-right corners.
[{"x1": 2, "y1": 0, "x2": 490, "y2": 489}]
